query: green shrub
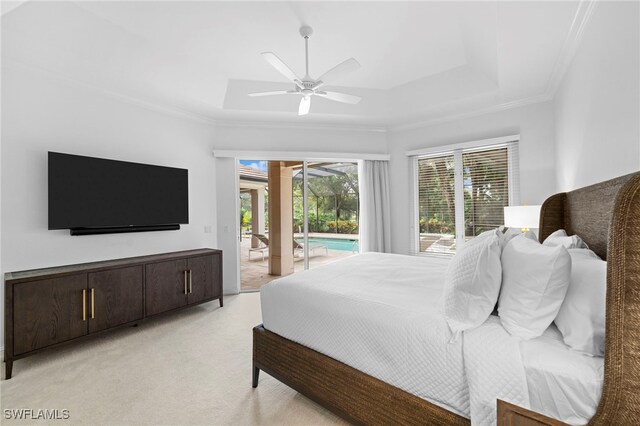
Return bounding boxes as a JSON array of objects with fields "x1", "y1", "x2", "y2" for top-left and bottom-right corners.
[{"x1": 326, "y1": 220, "x2": 359, "y2": 234}]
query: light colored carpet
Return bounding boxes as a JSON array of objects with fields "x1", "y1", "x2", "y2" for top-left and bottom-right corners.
[{"x1": 1, "y1": 293, "x2": 347, "y2": 425}]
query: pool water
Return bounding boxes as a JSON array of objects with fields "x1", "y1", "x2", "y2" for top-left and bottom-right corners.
[{"x1": 306, "y1": 237, "x2": 359, "y2": 252}]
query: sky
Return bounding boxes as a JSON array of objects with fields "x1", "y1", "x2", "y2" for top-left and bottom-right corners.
[{"x1": 240, "y1": 160, "x2": 267, "y2": 172}]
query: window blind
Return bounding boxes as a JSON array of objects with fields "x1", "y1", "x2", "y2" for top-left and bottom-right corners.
[
  {"x1": 411, "y1": 139, "x2": 519, "y2": 256},
  {"x1": 462, "y1": 147, "x2": 509, "y2": 237},
  {"x1": 416, "y1": 154, "x2": 457, "y2": 254}
]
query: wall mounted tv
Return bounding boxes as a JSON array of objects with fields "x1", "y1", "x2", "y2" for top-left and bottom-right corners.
[{"x1": 48, "y1": 152, "x2": 189, "y2": 235}]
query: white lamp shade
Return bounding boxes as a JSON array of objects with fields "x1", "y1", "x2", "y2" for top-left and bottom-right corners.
[{"x1": 504, "y1": 205, "x2": 541, "y2": 229}]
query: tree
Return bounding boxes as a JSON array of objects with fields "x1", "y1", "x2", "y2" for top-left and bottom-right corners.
[
  {"x1": 291, "y1": 164, "x2": 359, "y2": 233},
  {"x1": 418, "y1": 156, "x2": 455, "y2": 234}
]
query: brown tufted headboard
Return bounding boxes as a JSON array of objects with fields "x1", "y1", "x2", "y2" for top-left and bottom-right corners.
[{"x1": 539, "y1": 171, "x2": 640, "y2": 424}]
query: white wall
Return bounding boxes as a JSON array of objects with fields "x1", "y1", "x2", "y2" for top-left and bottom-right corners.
[
  {"x1": 555, "y1": 1, "x2": 640, "y2": 191},
  {"x1": 1, "y1": 62, "x2": 218, "y2": 350},
  {"x1": 213, "y1": 123, "x2": 388, "y2": 153},
  {"x1": 387, "y1": 101, "x2": 556, "y2": 254}
]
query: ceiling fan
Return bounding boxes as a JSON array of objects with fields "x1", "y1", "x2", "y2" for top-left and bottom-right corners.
[{"x1": 249, "y1": 26, "x2": 361, "y2": 116}]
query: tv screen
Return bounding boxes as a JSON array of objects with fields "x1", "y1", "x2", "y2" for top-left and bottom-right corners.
[{"x1": 48, "y1": 152, "x2": 188, "y2": 232}]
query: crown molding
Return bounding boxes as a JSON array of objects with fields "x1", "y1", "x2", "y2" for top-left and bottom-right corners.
[
  {"x1": 7, "y1": 59, "x2": 388, "y2": 134},
  {"x1": 1, "y1": 1, "x2": 29, "y2": 16},
  {"x1": 387, "y1": 93, "x2": 553, "y2": 133},
  {"x1": 5, "y1": 0, "x2": 597, "y2": 137},
  {"x1": 386, "y1": 0, "x2": 597, "y2": 134},
  {"x1": 545, "y1": 0, "x2": 598, "y2": 98},
  {"x1": 5, "y1": 59, "x2": 219, "y2": 126}
]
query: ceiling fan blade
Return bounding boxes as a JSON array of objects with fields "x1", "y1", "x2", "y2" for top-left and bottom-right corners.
[
  {"x1": 261, "y1": 52, "x2": 302, "y2": 86},
  {"x1": 315, "y1": 91, "x2": 361, "y2": 105},
  {"x1": 248, "y1": 90, "x2": 297, "y2": 97},
  {"x1": 298, "y1": 97, "x2": 311, "y2": 116},
  {"x1": 315, "y1": 58, "x2": 360, "y2": 88}
]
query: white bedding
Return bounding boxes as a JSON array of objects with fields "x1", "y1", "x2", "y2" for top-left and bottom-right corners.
[
  {"x1": 260, "y1": 252, "x2": 603, "y2": 425},
  {"x1": 464, "y1": 316, "x2": 529, "y2": 426},
  {"x1": 522, "y1": 325, "x2": 604, "y2": 425},
  {"x1": 261, "y1": 252, "x2": 470, "y2": 416}
]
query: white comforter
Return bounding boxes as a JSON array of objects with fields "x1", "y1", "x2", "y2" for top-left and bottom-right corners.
[
  {"x1": 259, "y1": 253, "x2": 566, "y2": 425},
  {"x1": 262, "y1": 253, "x2": 471, "y2": 415}
]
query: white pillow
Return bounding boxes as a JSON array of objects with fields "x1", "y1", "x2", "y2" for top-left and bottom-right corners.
[
  {"x1": 554, "y1": 249, "x2": 606, "y2": 356},
  {"x1": 497, "y1": 227, "x2": 521, "y2": 249},
  {"x1": 498, "y1": 234, "x2": 571, "y2": 340},
  {"x1": 444, "y1": 229, "x2": 502, "y2": 340},
  {"x1": 543, "y1": 229, "x2": 588, "y2": 249},
  {"x1": 498, "y1": 228, "x2": 537, "y2": 250}
]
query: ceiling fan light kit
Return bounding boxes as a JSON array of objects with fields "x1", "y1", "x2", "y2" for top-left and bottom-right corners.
[{"x1": 249, "y1": 26, "x2": 362, "y2": 116}]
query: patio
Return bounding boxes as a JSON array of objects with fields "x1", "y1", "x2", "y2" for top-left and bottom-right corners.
[{"x1": 240, "y1": 235, "x2": 357, "y2": 291}]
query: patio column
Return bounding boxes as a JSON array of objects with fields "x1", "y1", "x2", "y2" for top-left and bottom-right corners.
[
  {"x1": 250, "y1": 188, "x2": 266, "y2": 248},
  {"x1": 268, "y1": 161, "x2": 294, "y2": 276}
]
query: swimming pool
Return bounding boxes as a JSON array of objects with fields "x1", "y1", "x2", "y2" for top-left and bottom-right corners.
[{"x1": 306, "y1": 237, "x2": 359, "y2": 252}]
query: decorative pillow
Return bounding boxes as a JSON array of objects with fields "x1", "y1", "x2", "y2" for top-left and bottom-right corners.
[
  {"x1": 498, "y1": 234, "x2": 571, "y2": 340},
  {"x1": 498, "y1": 228, "x2": 537, "y2": 250},
  {"x1": 443, "y1": 229, "x2": 502, "y2": 340},
  {"x1": 543, "y1": 229, "x2": 588, "y2": 249},
  {"x1": 497, "y1": 227, "x2": 521, "y2": 249},
  {"x1": 567, "y1": 247, "x2": 600, "y2": 259},
  {"x1": 554, "y1": 249, "x2": 606, "y2": 356}
]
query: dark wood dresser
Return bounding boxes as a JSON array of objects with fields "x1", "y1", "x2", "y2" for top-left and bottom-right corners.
[{"x1": 4, "y1": 248, "x2": 223, "y2": 379}]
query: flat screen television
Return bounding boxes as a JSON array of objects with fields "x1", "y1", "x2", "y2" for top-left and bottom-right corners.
[{"x1": 48, "y1": 152, "x2": 189, "y2": 235}]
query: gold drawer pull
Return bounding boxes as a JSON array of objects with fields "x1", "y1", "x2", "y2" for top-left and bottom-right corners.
[
  {"x1": 184, "y1": 270, "x2": 188, "y2": 295},
  {"x1": 91, "y1": 288, "x2": 95, "y2": 319},
  {"x1": 189, "y1": 270, "x2": 193, "y2": 294},
  {"x1": 82, "y1": 289, "x2": 87, "y2": 321}
]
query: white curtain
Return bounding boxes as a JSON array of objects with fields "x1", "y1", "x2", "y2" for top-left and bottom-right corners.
[{"x1": 359, "y1": 160, "x2": 391, "y2": 253}]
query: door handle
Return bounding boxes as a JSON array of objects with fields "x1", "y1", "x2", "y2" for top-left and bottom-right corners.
[
  {"x1": 183, "y1": 270, "x2": 188, "y2": 295},
  {"x1": 189, "y1": 270, "x2": 193, "y2": 294},
  {"x1": 82, "y1": 289, "x2": 87, "y2": 321},
  {"x1": 90, "y1": 288, "x2": 95, "y2": 319}
]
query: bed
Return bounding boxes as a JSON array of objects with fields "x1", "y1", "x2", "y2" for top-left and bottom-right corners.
[{"x1": 252, "y1": 172, "x2": 640, "y2": 425}]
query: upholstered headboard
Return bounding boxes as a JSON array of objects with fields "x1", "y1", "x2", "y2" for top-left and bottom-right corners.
[
  {"x1": 539, "y1": 171, "x2": 640, "y2": 424},
  {"x1": 539, "y1": 173, "x2": 638, "y2": 259}
]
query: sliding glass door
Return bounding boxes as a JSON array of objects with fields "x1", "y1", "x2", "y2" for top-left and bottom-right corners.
[
  {"x1": 240, "y1": 159, "x2": 360, "y2": 291},
  {"x1": 292, "y1": 162, "x2": 359, "y2": 270}
]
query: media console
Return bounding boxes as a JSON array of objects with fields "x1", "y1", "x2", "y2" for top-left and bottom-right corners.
[{"x1": 4, "y1": 248, "x2": 223, "y2": 379}]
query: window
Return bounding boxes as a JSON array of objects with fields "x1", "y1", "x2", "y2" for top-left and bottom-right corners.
[{"x1": 411, "y1": 137, "x2": 519, "y2": 255}]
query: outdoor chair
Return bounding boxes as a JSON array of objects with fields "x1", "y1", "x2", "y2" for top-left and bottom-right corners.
[
  {"x1": 293, "y1": 239, "x2": 328, "y2": 257},
  {"x1": 249, "y1": 233, "x2": 269, "y2": 261}
]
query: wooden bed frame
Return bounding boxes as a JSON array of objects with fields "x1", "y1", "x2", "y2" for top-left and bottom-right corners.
[{"x1": 252, "y1": 172, "x2": 640, "y2": 425}]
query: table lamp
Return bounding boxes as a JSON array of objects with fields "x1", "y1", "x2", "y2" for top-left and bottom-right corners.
[{"x1": 503, "y1": 205, "x2": 541, "y2": 232}]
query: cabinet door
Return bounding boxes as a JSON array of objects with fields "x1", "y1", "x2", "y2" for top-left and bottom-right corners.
[
  {"x1": 187, "y1": 254, "x2": 221, "y2": 305},
  {"x1": 13, "y1": 274, "x2": 88, "y2": 355},
  {"x1": 145, "y1": 259, "x2": 188, "y2": 316},
  {"x1": 88, "y1": 266, "x2": 144, "y2": 334}
]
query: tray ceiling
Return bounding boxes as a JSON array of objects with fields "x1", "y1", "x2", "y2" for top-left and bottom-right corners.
[{"x1": 2, "y1": 1, "x2": 585, "y2": 128}]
